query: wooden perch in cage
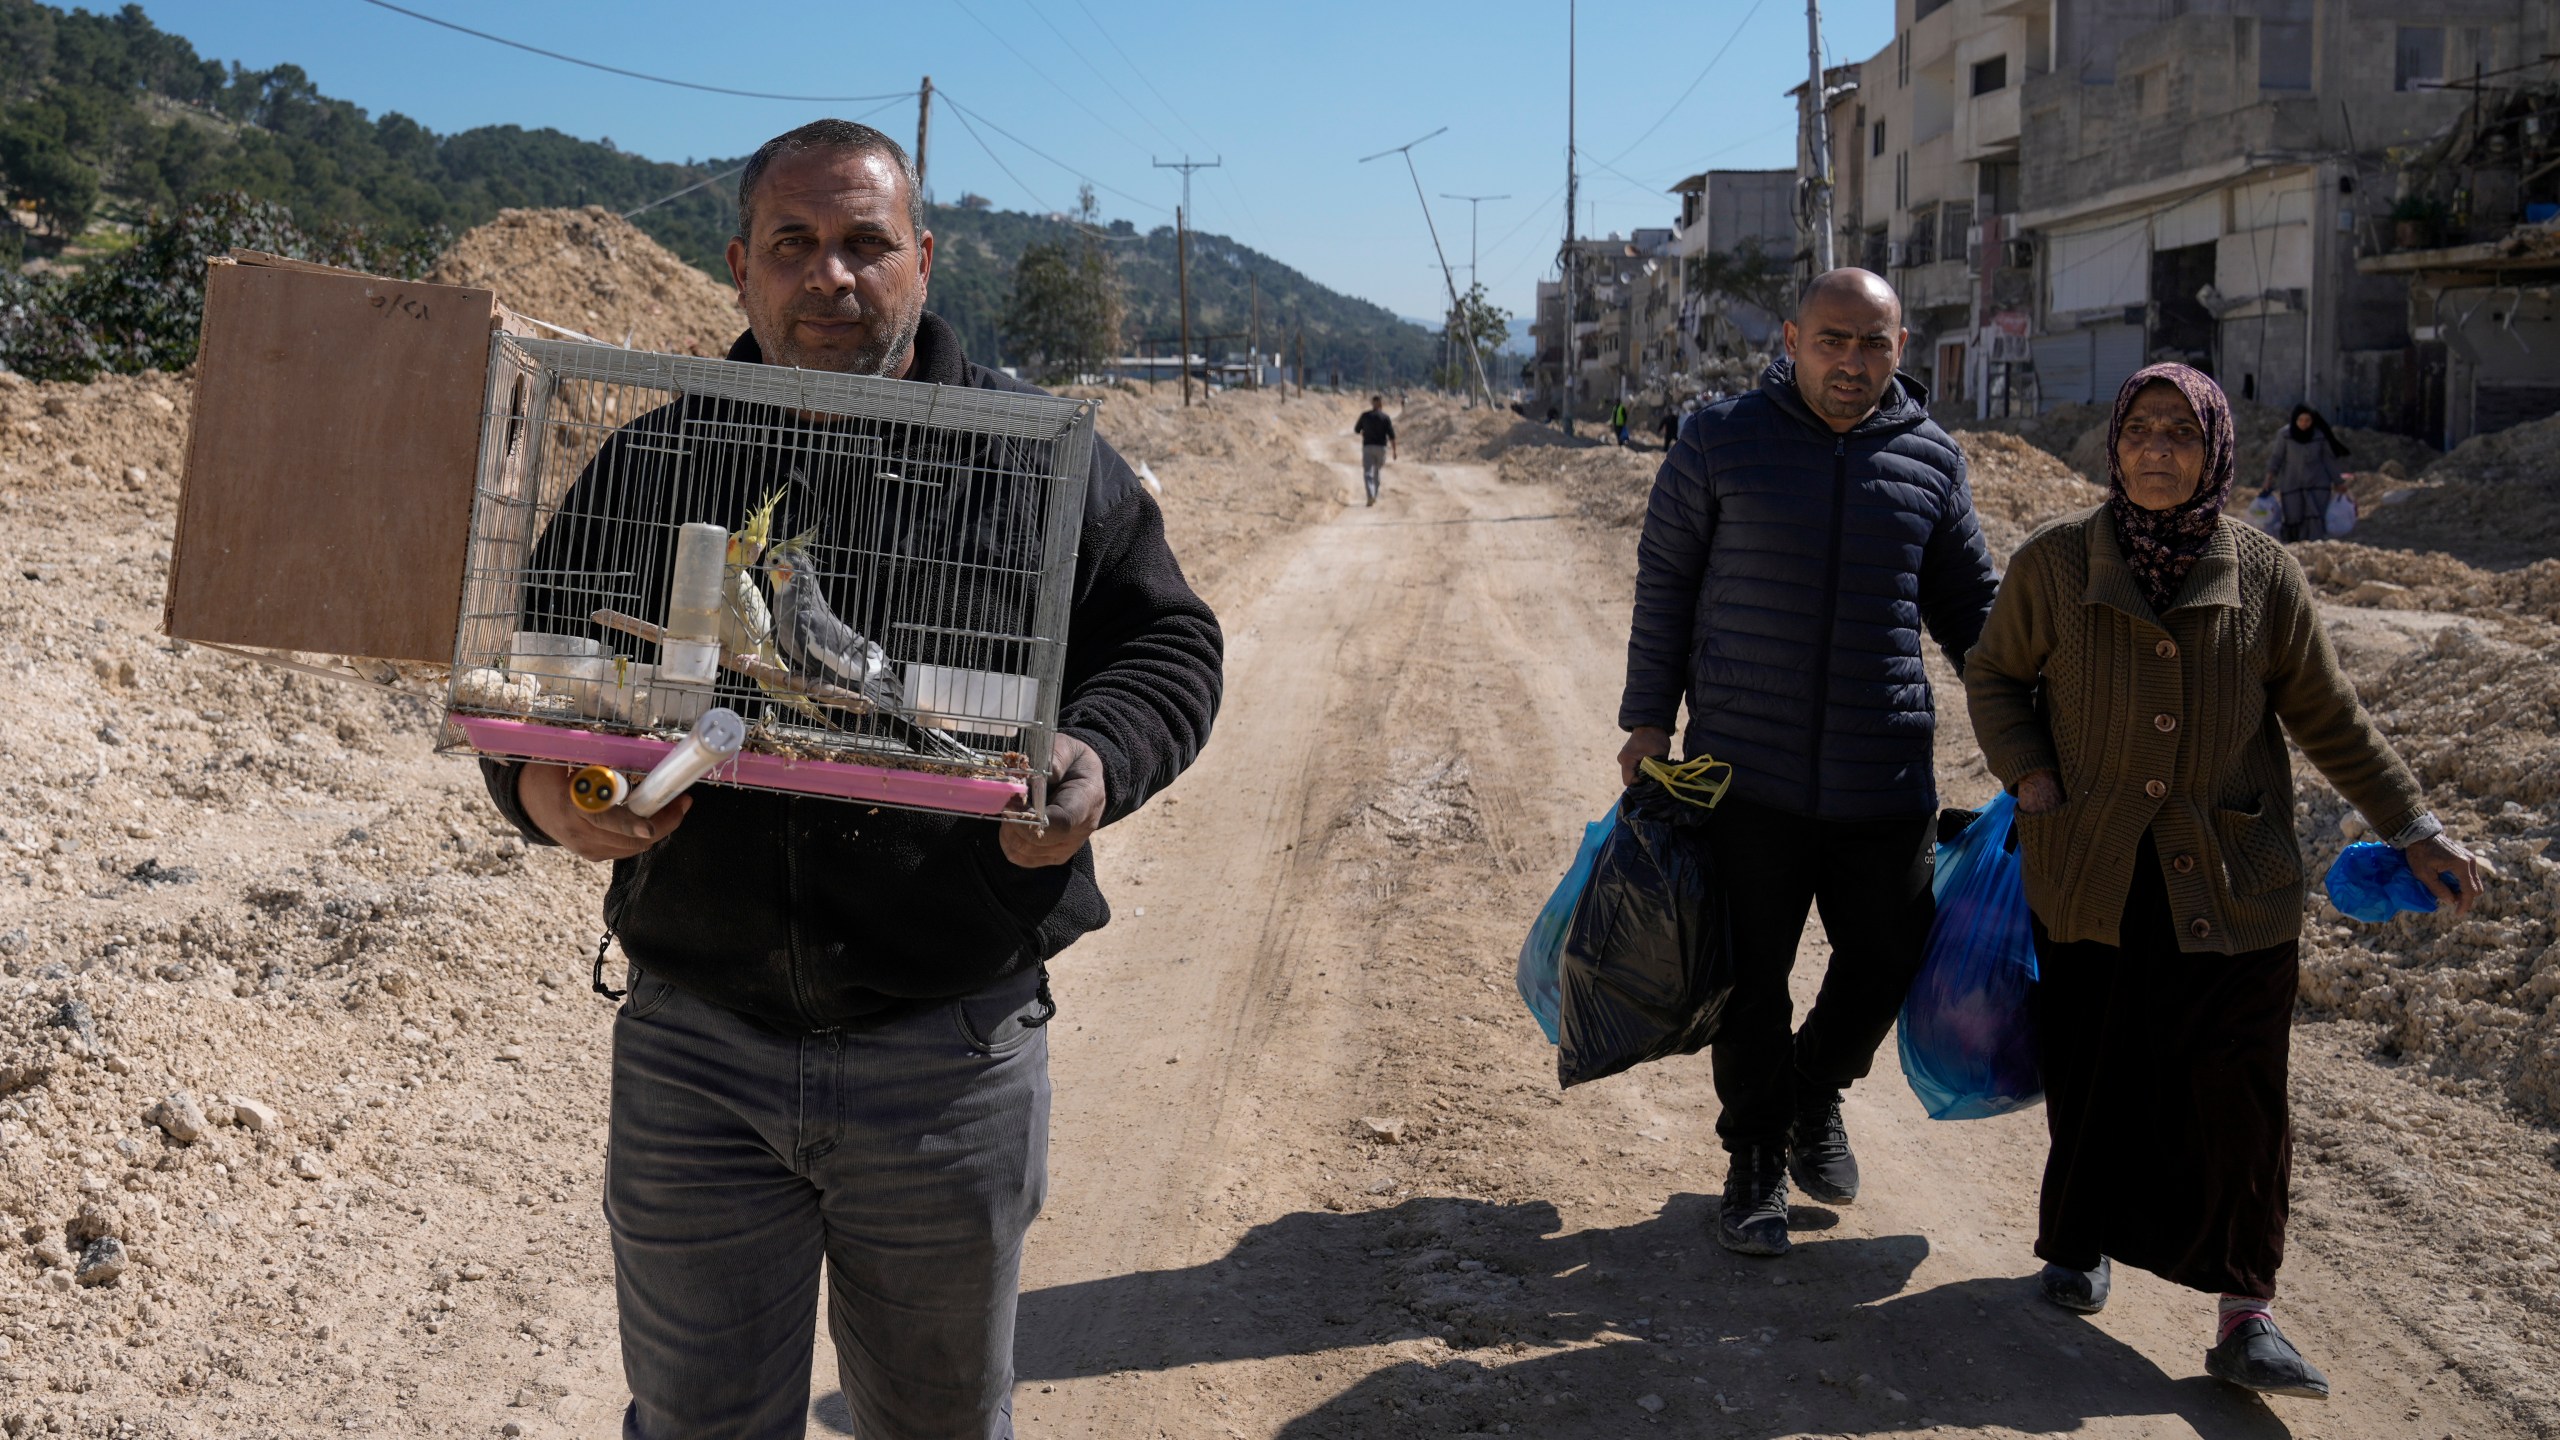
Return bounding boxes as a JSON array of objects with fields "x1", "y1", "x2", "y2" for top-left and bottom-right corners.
[{"x1": 588, "y1": 609, "x2": 878, "y2": 715}]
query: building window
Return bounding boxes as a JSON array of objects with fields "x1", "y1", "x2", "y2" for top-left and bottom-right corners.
[
  {"x1": 1907, "y1": 206, "x2": 1938, "y2": 267},
  {"x1": 2259, "y1": 20, "x2": 2313, "y2": 90},
  {"x1": 1898, "y1": 31, "x2": 1911, "y2": 88},
  {"x1": 2396, "y1": 27, "x2": 2446, "y2": 90},
  {"x1": 1978, "y1": 160, "x2": 2020, "y2": 216},
  {"x1": 1873, "y1": 118, "x2": 1888, "y2": 158},
  {"x1": 1862, "y1": 227, "x2": 1889, "y2": 272},
  {"x1": 1971, "y1": 54, "x2": 2008, "y2": 96},
  {"x1": 1942, "y1": 201, "x2": 1974, "y2": 264},
  {"x1": 2131, "y1": 66, "x2": 2170, "y2": 118},
  {"x1": 1896, "y1": 151, "x2": 1909, "y2": 211}
]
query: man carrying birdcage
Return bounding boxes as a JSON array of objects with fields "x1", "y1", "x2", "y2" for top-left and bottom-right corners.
[{"x1": 477, "y1": 119, "x2": 1222, "y2": 1439}]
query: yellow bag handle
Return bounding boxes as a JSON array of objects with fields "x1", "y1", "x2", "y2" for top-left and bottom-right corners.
[{"x1": 1638, "y1": 753, "x2": 1734, "y2": 809}]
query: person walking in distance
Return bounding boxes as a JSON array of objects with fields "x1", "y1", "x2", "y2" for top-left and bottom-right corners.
[
  {"x1": 1656, "y1": 406, "x2": 1682, "y2": 451},
  {"x1": 2262, "y1": 404, "x2": 2348, "y2": 542},
  {"x1": 1353, "y1": 394, "x2": 1396, "y2": 506},
  {"x1": 480, "y1": 120, "x2": 1224, "y2": 1438},
  {"x1": 1612, "y1": 397, "x2": 1631, "y2": 446},
  {"x1": 1616, "y1": 268, "x2": 1999, "y2": 1257}
]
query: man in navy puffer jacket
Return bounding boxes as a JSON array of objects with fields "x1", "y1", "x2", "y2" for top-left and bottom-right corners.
[{"x1": 1616, "y1": 269, "x2": 1998, "y2": 1258}]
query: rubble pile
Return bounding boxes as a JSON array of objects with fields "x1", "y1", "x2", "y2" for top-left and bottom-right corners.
[
  {"x1": 424, "y1": 207, "x2": 741, "y2": 356},
  {"x1": 1493, "y1": 441, "x2": 1662, "y2": 528},
  {"x1": 2293, "y1": 541, "x2": 2560, "y2": 630},
  {"x1": 1397, "y1": 397, "x2": 1569, "y2": 463},
  {"x1": 1948, "y1": 430, "x2": 2104, "y2": 559},
  {"x1": 2351, "y1": 411, "x2": 2560, "y2": 568},
  {"x1": 2292, "y1": 624, "x2": 2560, "y2": 1120}
]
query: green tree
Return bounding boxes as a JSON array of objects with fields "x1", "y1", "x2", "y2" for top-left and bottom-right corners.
[
  {"x1": 1437, "y1": 280, "x2": 1511, "y2": 396},
  {"x1": 1001, "y1": 185, "x2": 1124, "y2": 384},
  {"x1": 0, "y1": 123, "x2": 96, "y2": 234},
  {"x1": 1682, "y1": 236, "x2": 1793, "y2": 341}
]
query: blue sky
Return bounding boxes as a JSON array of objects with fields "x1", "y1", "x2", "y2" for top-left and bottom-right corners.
[{"x1": 138, "y1": 0, "x2": 1895, "y2": 325}]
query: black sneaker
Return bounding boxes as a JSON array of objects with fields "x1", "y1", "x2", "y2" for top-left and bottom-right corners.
[
  {"x1": 2038, "y1": 1257, "x2": 2110, "y2": 1314},
  {"x1": 1787, "y1": 1083, "x2": 1859, "y2": 1204},
  {"x1": 1717, "y1": 1145, "x2": 1791, "y2": 1256},
  {"x1": 2205, "y1": 1316, "x2": 2331, "y2": 1400}
]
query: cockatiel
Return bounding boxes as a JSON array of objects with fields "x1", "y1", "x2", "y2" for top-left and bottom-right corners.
[
  {"x1": 765, "y1": 533, "x2": 974, "y2": 760},
  {"x1": 720, "y1": 484, "x2": 831, "y2": 727}
]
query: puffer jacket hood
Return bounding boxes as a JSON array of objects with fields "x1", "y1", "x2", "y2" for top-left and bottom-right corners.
[{"x1": 1619, "y1": 358, "x2": 1998, "y2": 820}]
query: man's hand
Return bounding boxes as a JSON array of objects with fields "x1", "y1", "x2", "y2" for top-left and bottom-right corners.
[
  {"x1": 1001, "y1": 732, "x2": 1107, "y2": 868},
  {"x1": 2016, "y1": 770, "x2": 2065, "y2": 816},
  {"x1": 1617, "y1": 726, "x2": 1673, "y2": 788},
  {"x1": 518, "y1": 763, "x2": 691, "y2": 863},
  {"x1": 2405, "y1": 832, "x2": 2486, "y2": 916}
]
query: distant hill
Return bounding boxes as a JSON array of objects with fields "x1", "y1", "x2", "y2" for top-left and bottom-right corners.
[{"x1": 0, "y1": 0, "x2": 1436, "y2": 381}]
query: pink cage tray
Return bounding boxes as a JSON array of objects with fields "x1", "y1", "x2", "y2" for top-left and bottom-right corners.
[{"x1": 450, "y1": 714, "x2": 1029, "y2": 816}]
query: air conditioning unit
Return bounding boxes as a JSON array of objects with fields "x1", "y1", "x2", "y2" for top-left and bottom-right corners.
[
  {"x1": 1887, "y1": 241, "x2": 1910, "y2": 267},
  {"x1": 2004, "y1": 238, "x2": 2035, "y2": 270},
  {"x1": 1965, "y1": 223, "x2": 1984, "y2": 270}
]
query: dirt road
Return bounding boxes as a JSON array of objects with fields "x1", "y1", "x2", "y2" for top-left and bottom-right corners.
[{"x1": 914, "y1": 425, "x2": 2521, "y2": 1439}]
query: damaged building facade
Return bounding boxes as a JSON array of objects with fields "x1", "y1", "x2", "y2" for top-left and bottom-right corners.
[{"x1": 1806, "y1": 0, "x2": 2559, "y2": 443}]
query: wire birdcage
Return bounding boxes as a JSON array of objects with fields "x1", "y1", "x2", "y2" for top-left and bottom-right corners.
[{"x1": 441, "y1": 335, "x2": 1094, "y2": 822}]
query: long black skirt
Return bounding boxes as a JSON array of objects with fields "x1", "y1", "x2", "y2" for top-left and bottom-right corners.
[{"x1": 2027, "y1": 833, "x2": 2297, "y2": 1299}]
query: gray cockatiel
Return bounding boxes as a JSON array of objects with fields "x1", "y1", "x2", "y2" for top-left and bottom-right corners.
[{"x1": 765, "y1": 533, "x2": 974, "y2": 760}]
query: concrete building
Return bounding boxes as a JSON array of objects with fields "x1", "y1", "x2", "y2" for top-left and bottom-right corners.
[
  {"x1": 2014, "y1": 0, "x2": 2558, "y2": 427},
  {"x1": 1667, "y1": 168, "x2": 1797, "y2": 365}
]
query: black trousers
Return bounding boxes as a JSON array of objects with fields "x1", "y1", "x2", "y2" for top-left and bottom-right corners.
[{"x1": 1698, "y1": 794, "x2": 1937, "y2": 1151}]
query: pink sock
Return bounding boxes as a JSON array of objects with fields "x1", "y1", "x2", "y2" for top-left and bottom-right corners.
[{"x1": 2217, "y1": 1293, "x2": 2272, "y2": 1342}]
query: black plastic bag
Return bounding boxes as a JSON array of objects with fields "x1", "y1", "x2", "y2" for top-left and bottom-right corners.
[{"x1": 1555, "y1": 773, "x2": 1733, "y2": 1088}]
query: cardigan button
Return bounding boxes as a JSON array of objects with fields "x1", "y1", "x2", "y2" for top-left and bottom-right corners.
[
  {"x1": 2145, "y1": 779, "x2": 2167, "y2": 799},
  {"x1": 2190, "y1": 918, "x2": 2213, "y2": 939},
  {"x1": 2156, "y1": 639, "x2": 2178, "y2": 659},
  {"x1": 2174, "y1": 853, "x2": 2197, "y2": 874},
  {"x1": 2154, "y1": 713, "x2": 2178, "y2": 732}
]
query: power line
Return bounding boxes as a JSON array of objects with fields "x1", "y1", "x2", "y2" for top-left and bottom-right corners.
[
  {"x1": 944, "y1": 96, "x2": 1054, "y2": 214},
  {"x1": 621, "y1": 160, "x2": 746, "y2": 220},
  {"x1": 1018, "y1": 0, "x2": 1185, "y2": 153},
  {"x1": 938, "y1": 91, "x2": 1168, "y2": 215},
  {"x1": 352, "y1": 0, "x2": 914, "y2": 103},
  {"x1": 1065, "y1": 0, "x2": 1222, "y2": 155},
  {"x1": 1601, "y1": 0, "x2": 1771, "y2": 166},
  {"x1": 947, "y1": 0, "x2": 1155, "y2": 157}
]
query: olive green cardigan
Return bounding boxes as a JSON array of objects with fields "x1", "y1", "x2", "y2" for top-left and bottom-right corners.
[{"x1": 1964, "y1": 507, "x2": 2426, "y2": 953}]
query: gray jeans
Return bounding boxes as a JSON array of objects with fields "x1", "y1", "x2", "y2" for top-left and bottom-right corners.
[
  {"x1": 607, "y1": 969, "x2": 1052, "y2": 1439},
  {"x1": 1361, "y1": 444, "x2": 1386, "y2": 499}
]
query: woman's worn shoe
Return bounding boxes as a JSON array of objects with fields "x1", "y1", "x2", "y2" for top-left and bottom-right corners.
[
  {"x1": 2205, "y1": 1316, "x2": 2332, "y2": 1400},
  {"x1": 2039, "y1": 1257, "x2": 2111, "y2": 1314}
]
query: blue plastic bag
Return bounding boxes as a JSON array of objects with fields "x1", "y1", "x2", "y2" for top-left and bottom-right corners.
[
  {"x1": 2325, "y1": 841, "x2": 2450, "y2": 922},
  {"x1": 1517, "y1": 808, "x2": 1617, "y2": 1043},
  {"x1": 1898, "y1": 792, "x2": 2044, "y2": 1120}
]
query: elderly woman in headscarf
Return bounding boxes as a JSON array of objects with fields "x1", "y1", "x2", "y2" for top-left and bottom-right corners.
[
  {"x1": 2262, "y1": 404, "x2": 2349, "y2": 541},
  {"x1": 1964, "y1": 364, "x2": 2483, "y2": 1400}
]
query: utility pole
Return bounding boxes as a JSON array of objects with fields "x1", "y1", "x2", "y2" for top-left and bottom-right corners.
[
  {"x1": 1249, "y1": 273, "x2": 1260, "y2": 390},
  {"x1": 1562, "y1": 1, "x2": 1581, "y2": 437},
  {"x1": 1359, "y1": 127, "x2": 1495, "y2": 408},
  {"x1": 1440, "y1": 193, "x2": 1509, "y2": 287},
  {"x1": 1802, "y1": 0, "x2": 1836, "y2": 272},
  {"x1": 1176, "y1": 205, "x2": 1194, "y2": 408},
  {"x1": 916, "y1": 76, "x2": 933, "y2": 203},
  {"x1": 1152, "y1": 156, "x2": 1222, "y2": 230},
  {"x1": 1295, "y1": 322, "x2": 1306, "y2": 401}
]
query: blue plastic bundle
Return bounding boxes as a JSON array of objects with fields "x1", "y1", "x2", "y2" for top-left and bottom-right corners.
[
  {"x1": 1516, "y1": 808, "x2": 1617, "y2": 1044},
  {"x1": 2325, "y1": 841, "x2": 2450, "y2": 922},
  {"x1": 1898, "y1": 792, "x2": 2044, "y2": 1120}
]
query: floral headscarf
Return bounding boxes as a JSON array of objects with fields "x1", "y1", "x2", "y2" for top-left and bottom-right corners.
[{"x1": 2105, "y1": 362, "x2": 2236, "y2": 611}]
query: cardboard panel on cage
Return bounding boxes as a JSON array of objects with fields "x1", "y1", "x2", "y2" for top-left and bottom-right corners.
[{"x1": 165, "y1": 253, "x2": 501, "y2": 663}]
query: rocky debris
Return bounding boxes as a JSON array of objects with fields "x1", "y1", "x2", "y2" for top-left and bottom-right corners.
[
  {"x1": 65, "y1": 1199, "x2": 119, "y2": 1245},
  {"x1": 1358, "y1": 1116, "x2": 1410, "y2": 1144},
  {"x1": 1493, "y1": 441, "x2": 1661, "y2": 527},
  {"x1": 292, "y1": 1150, "x2": 325, "y2": 1180},
  {"x1": 424, "y1": 207, "x2": 741, "y2": 356},
  {"x1": 48, "y1": 999, "x2": 98, "y2": 1053},
  {"x1": 1949, "y1": 431, "x2": 2105, "y2": 560},
  {"x1": 142, "y1": 1090, "x2": 210, "y2": 1143},
  {"x1": 2351, "y1": 410, "x2": 2560, "y2": 568},
  {"x1": 72, "y1": 1235, "x2": 126, "y2": 1286},
  {"x1": 225, "y1": 1094, "x2": 278, "y2": 1133}
]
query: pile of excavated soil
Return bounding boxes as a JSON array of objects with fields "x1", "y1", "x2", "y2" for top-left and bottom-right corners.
[
  {"x1": 2351, "y1": 411, "x2": 2560, "y2": 569},
  {"x1": 1395, "y1": 396, "x2": 1574, "y2": 464},
  {"x1": 1493, "y1": 442, "x2": 1660, "y2": 528},
  {"x1": 1060, "y1": 383, "x2": 1342, "y2": 607},
  {"x1": 0, "y1": 358, "x2": 1319, "y2": 1437},
  {"x1": 1950, "y1": 430, "x2": 2104, "y2": 559},
  {"x1": 424, "y1": 207, "x2": 740, "y2": 356},
  {"x1": 2294, "y1": 541, "x2": 2560, "y2": 631}
]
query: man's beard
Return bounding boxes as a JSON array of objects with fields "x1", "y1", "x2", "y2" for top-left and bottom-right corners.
[{"x1": 757, "y1": 295, "x2": 923, "y2": 376}]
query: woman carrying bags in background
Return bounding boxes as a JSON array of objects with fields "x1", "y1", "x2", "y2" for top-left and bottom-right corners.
[
  {"x1": 1963, "y1": 363, "x2": 2484, "y2": 1401},
  {"x1": 2264, "y1": 404, "x2": 2349, "y2": 541}
]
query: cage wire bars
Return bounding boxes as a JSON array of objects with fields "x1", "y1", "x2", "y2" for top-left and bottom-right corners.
[{"x1": 443, "y1": 336, "x2": 1094, "y2": 823}]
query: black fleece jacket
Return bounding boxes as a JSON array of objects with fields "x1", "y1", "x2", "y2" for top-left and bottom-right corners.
[{"x1": 482, "y1": 313, "x2": 1224, "y2": 1029}]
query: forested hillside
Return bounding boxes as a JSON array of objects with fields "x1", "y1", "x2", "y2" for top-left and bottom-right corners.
[{"x1": 0, "y1": 0, "x2": 1433, "y2": 380}]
